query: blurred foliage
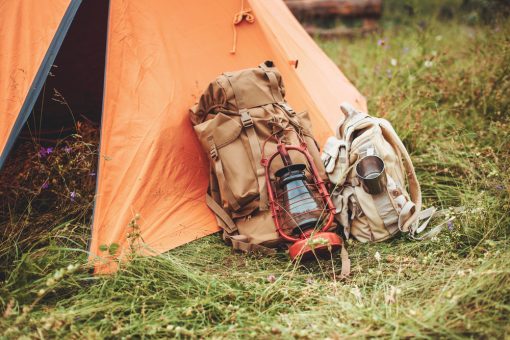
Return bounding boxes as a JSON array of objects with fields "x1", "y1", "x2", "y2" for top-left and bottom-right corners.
[{"x1": 383, "y1": 0, "x2": 510, "y2": 25}]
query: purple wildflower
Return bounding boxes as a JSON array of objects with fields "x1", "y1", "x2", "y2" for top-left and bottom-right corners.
[
  {"x1": 377, "y1": 39, "x2": 385, "y2": 46},
  {"x1": 306, "y1": 278, "x2": 314, "y2": 285},
  {"x1": 39, "y1": 147, "x2": 49, "y2": 157},
  {"x1": 89, "y1": 172, "x2": 96, "y2": 177},
  {"x1": 41, "y1": 181, "x2": 49, "y2": 190},
  {"x1": 267, "y1": 274, "x2": 276, "y2": 283},
  {"x1": 39, "y1": 147, "x2": 54, "y2": 157},
  {"x1": 64, "y1": 146, "x2": 72, "y2": 153},
  {"x1": 70, "y1": 191, "x2": 76, "y2": 202},
  {"x1": 447, "y1": 220, "x2": 454, "y2": 231},
  {"x1": 495, "y1": 185, "x2": 504, "y2": 191}
]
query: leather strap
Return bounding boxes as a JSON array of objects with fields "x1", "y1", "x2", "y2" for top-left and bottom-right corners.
[
  {"x1": 225, "y1": 233, "x2": 277, "y2": 255},
  {"x1": 207, "y1": 194, "x2": 277, "y2": 255},
  {"x1": 398, "y1": 201, "x2": 416, "y2": 232},
  {"x1": 240, "y1": 109, "x2": 268, "y2": 211},
  {"x1": 340, "y1": 244, "x2": 351, "y2": 278},
  {"x1": 275, "y1": 103, "x2": 304, "y2": 133},
  {"x1": 206, "y1": 194, "x2": 237, "y2": 234},
  {"x1": 208, "y1": 137, "x2": 241, "y2": 211},
  {"x1": 409, "y1": 207, "x2": 455, "y2": 240}
]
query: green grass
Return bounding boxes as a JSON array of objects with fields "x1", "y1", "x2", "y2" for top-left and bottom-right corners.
[{"x1": 1, "y1": 5, "x2": 510, "y2": 339}]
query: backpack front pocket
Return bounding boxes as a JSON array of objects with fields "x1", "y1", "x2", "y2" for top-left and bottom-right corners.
[{"x1": 194, "y1": 113, "x2": 259, "y2": 214}]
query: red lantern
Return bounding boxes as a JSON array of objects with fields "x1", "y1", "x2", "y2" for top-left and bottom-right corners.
[{"x1": 262, "y1": 136, "x2": 343, "y2": 261}]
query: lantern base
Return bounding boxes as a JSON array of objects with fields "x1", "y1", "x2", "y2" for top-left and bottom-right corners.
[{"x1": 288, "y1": 232, "x2": 343, "y2": 261}]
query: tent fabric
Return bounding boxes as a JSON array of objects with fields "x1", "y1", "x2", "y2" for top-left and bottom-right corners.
[
  {"x1": 0, "y1": 0, "x2": 79, "y2": 168},
  {"x1": 91, "y1": 0, "x2": 365, "y2": 272},
  {"x1": 0, "y1": 0, "x2": 366, "y2": 273}
]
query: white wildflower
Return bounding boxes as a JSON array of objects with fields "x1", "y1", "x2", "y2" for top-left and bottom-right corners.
[
  {"x1": 390, "y1": 58, "x2": 398, "y2": 66},
  {"x1": 53, "y1": 269, "x2": 64, "y2": 280},
  {"x1": 374, "y1": 251, "x2": 382, "y2": 262},
  {"x1": 424, "y1": 60, "x2": 434, "y2": 68},
  {"x1": 67, "y1": 264, "x2": 79, "y2": 272},
  {"x1": 385, "y1": 285, "x2": 400, "y2": 304},
  {"x1": 350, "y1": 286, "x2": 363, "y2": 304}
]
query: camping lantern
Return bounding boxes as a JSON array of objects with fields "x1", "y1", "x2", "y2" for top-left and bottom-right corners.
[{"x1": 262, "y1": 138, "x2": 343, "y2": 261}]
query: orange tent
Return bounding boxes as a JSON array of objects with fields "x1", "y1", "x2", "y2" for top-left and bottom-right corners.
[{"x1": 0, "y1": 0, "x2": 366, "y2": 272}]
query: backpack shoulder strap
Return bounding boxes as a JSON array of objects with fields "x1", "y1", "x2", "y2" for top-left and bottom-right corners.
[
  {"x1": 377, "y1": 118, "x2": 422, "y2": 232},
  {"x1": 240, "y1": 109, "x2": 268, "y2": 211}
]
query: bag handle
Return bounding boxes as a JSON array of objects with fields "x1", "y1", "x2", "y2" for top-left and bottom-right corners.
[{"x1": 259, "y1": 60, "x2": 284, "y2": 103}]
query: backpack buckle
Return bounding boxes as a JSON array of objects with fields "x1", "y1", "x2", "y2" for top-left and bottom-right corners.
[
  {"x1": 240, "y1": 111, "x2": 254, "y2": 128},
  {"x1": 208, "y1": 137, "x2": 219, "y2": 160},
  {"x1": 280, "y1": 102, "x2": 295, "y2": 114},
  {"x1": 210, "y1": 145, "x2": 218, "y2": 160}
]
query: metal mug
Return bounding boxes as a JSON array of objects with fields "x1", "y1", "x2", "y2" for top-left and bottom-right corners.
[{"x1": 355, "y1": 155, "x2": 387, "y2": 195}]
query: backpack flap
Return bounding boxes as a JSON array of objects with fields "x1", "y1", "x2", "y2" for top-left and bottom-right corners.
[{"x1": 338, "y1": 103, "x2": 371, "y2": 140}]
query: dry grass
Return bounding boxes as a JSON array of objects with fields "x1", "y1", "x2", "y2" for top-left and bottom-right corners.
[{"x1": 1, "y1": 2, "x2": 509, "y2": 338}]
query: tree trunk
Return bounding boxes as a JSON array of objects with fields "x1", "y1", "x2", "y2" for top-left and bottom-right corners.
[{"x1": 285, "y1": 0, "x2": 382, "y2": 19}]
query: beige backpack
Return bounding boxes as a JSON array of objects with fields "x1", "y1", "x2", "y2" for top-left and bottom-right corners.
[
  {"x1": 190, "y1": 61, "x2": 327, "y2": 254},
  {"x1": 322, "y1": 103, "x2": 439, "y2": 242}
]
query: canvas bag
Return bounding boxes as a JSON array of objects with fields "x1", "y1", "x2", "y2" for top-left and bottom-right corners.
[
  {"x1": 190, "y1": 61, "x2": 327, "y2": 253},
  {"x1": 321, "y1": 103, "x2": 439, "y2": 242}
]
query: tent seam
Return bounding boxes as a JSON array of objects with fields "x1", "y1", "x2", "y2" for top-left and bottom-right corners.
[{"x1": 87, "y1": 0, "x2": 113, "y2": 258}]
